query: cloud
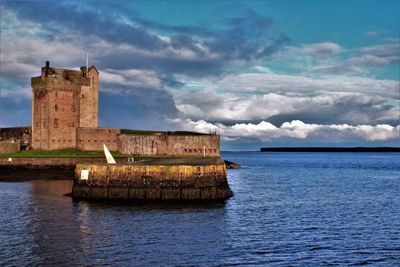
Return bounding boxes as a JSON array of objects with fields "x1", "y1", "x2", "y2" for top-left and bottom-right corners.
[
  {"x1": 196, "y1": 72, "x2": 399, "y2": 98},
  {"x1": 175, "y1": 89, "x2": 399, "y2": 126},
  {"x1": 346, "y1": 55, "x2": 390, "y2": 66},
  {"x1": 361, "y1": 44, "x2": 400, "y2": 59},
  {"x1": 1, "y1": 1, "x2": 399, "y2": 147},
  {"x1": 309, "y1": 43, "x2": 399, "y2": 74},
  {"x1": 302, "y1": 42, "x2": 342, "y2": 57},
  {"x1": 366, "y1": 31, "x2": 380, "y2": 37},
  {"x1": 173, "y1": 119, "x2": 400, "y2": 142},
  {"x1": 3, "y1": 2, "x2": 288, "y2": 78},
  {"x1": 101, "y1": 69, "x2": 164, "y2": 89}
]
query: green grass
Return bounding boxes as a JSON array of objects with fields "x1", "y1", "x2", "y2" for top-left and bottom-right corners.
[
  {"x1": 120, "y1": 129, "x2": 161, "y2": 135},
  {"x1": 0, "y1": 149, "x2": 128, "y2": 158}
]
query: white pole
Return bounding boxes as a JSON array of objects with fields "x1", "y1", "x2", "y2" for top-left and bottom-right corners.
[
  {"x1": 203, "y1": 145, "x2": 206, "y2": 158},
  {"x1": 86, "y1": 52, "x2": 89, "y2": 72}
]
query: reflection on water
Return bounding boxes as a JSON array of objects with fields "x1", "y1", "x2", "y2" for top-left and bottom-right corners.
[{"x1": 1, "y1": 152, "x2": 400, "y2": 265}]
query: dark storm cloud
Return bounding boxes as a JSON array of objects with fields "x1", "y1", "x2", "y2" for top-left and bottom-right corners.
[
  {"x1": 207, "y1": 10, "x2": 290, "y2": 60},
  {"x1": 4, "y1": 1, "x2": 288, "y2": 77},
  {"x1": 4, "y1": 2, "x2": 167, "y2": 51}
]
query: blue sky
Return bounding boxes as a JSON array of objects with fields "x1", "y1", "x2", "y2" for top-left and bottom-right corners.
[{"x1": 0, "y1": 0, "x2": 399, "y2": 150}]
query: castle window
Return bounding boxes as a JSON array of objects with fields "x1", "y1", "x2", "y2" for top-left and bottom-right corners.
[
  {"x1": 72, "y1": 105, "x2": 75, "y2": 112},
  {"x1": 82, "y1": 94, "x2": 84, "y2": 99},
  {"x1": 54, "y1": 104, "x2": 58, "y2": 111},
  {"x1": 55, "y1": 92, "x2": 58, "y2": 97},
  {"x1": 54, "y1": 119, "x2": 58, "y2": 128}
]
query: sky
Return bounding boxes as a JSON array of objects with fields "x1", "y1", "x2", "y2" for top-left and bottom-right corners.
[{"x1": 0, "y1": 0, "x2": 399, "y2": 150}]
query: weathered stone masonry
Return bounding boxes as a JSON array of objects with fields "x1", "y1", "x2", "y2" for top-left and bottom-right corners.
[
  {"x1": 31, "y1": 62, "x2": 98, "y2": 150},
  {"x1": 73, "y1": 163, "x2": 232, "y2": 201},
  {"x1": 117, "y1": 134, "x2": 220, "y2": 156}
]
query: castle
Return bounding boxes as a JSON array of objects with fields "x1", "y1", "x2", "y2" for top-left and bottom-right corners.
[{"x1": 0, "y1": 62, "x2": 220, "y2": 156}]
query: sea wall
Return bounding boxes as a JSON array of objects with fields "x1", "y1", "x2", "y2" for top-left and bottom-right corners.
[
  {"x1": 0, "y1": 157, "x2": 110, "y2": 181},
  {"x1": 0, "y1": 157, "x2": 109, "y2": 166},
  {"x1": 72, "y1": 163, "x2": 232, "y2": 201}
]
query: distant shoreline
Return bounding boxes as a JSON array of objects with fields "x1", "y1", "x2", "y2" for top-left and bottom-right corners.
[{"x1": 260, "y1": 147, "x2": 400, "y2": 152}]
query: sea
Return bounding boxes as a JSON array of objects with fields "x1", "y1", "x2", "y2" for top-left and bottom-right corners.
[{"x1": 0, "y1": 152, "x2": 399, "y2": 266}]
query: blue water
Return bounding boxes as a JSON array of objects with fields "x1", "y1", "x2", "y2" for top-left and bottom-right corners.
[{"x1": 0, "y1": 152, "x2": 399, "y2": 266}]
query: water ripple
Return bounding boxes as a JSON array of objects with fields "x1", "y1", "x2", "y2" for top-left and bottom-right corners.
[{"x1": 1, "y1": 152, "x2": 399, "y2": 265}]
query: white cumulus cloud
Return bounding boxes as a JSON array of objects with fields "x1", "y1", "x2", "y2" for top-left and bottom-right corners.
[
  {"x1": 302, "y1": 42, "x2": 342, "y2": 57},
  {"x1": 172, "y1": 119, "x2": 400, "y2": 142}
]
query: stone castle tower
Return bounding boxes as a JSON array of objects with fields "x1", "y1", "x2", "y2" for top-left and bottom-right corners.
[{"x1": 31, "y1": 61, "x2": 99, "y2": 150}]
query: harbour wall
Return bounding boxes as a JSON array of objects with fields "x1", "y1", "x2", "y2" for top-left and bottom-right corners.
[
  {"x1": 0, "y1": 157, "x2": 109, "y2": 181},
  {"x1": 72, "y1": 163, "x2": 232, "y2": 201}
]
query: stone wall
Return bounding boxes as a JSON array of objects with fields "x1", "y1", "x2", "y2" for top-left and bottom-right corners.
[
  {"x1": 117, "y1": 134, "x2": 220, "y2": 156},
  {"x1": 31, "y1": 63, "x2": 97, "y2": 151},
  {"x1": 0, "y1": 157, "x2": 109, "y2": 166},
  {"x1": 79, "y1": 67, "x2": 99, "y2": 127},
  {"x1": 48, "y1": 90, "x2": 80, "y2": 150},
  {"x1": 73, "y1": 163, "x2": 232, "y2": 201},
  {"x1": 0, "y1": 140, "x2": 20, "y2": 153},
  {"x1": 77, "y1": 128, "x2": 120, "y2": 151},
  {"x1": 0, "y1": 127, "x2": 31, "y2": 147}
]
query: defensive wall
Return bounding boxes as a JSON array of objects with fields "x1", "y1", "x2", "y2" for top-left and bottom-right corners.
[
  {"x1": 0, "y1": 126, "x2": 220, "y2": 157},
  {"x1": 77, "y1": 128, "x2": 120, "y2": 151},
  {"x1": 117, "y1": 133, "x2": 220, "y2": 156}
]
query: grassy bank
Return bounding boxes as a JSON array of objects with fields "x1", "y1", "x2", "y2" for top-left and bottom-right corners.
[{"x1": 0, "y1": 149, "x2": 127, "y2": 158}]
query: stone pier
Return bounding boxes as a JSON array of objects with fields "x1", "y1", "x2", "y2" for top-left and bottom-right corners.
[{"x1": 72, "y1": 162, "x2": 233, "y2": 201}]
